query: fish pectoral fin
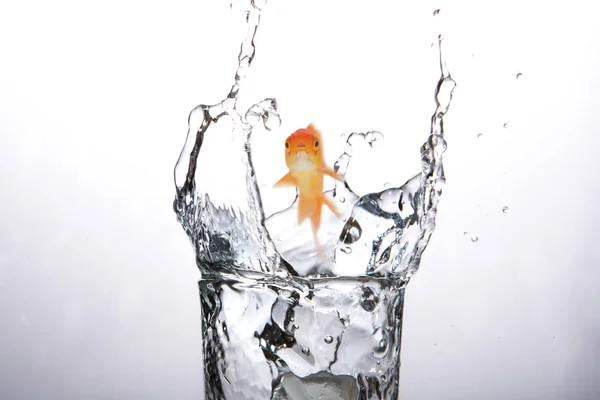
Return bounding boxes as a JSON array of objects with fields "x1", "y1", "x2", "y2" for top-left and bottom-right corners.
[
  {"x1": 273, "y1": 172, "x2": 296, "y2": 188},
  {"x1": 320, "y1": 167, "x2": 344, "y2": 183},
  {"x1": 320, "y1": 193, "x2": 341, "y2": 217}
]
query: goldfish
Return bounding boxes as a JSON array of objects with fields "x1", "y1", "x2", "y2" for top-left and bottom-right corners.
[{"x1": 274, "y1": 123, "x2": 344, "y2": 252}]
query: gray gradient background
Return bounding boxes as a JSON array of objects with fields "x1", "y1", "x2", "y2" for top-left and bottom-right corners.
[{"x1": 1, "y1": 0, "x2": 599, "y2": 399}]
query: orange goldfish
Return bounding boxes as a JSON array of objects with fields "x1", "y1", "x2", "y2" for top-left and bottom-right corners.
[{"x1": 274, "y1": 123, "x2": 343, "y2": 251}]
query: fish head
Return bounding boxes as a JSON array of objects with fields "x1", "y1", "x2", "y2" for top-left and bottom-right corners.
[{"x1": 285, "y1": 123, "x2": 323, "y2": 171}]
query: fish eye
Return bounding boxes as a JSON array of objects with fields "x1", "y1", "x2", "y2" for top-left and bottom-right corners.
[
  {"x1": 314, "y1": 140, "x2": 319, "y2": 148},
  {"x1": 285, "y1": 141, "x2": 289, "y2": 149}
]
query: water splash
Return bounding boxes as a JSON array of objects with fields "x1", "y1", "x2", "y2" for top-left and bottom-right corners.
[
  {"x1": 174, "y1": 6, "x2": 455, "y2": 282},
  {"x1": 173, "y1": 1, "x2": 283, "y2": 277}
]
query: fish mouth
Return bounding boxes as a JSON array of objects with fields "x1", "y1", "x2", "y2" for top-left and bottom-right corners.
[{"x1": 292, "y1": 151, "x2": 316, "y2": 171}]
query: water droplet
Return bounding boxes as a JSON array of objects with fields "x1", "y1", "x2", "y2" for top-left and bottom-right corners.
[
  {"x1": 503, "y1": 123, "x2": 508, "y2": 129},
  {"x1": 497, "y1": 336, "x2": 502, "y2": 340},
  {"x1": 552, "y1": 336, "x2": 557, "y2": 341},
  {"x1": 324, "y1": 336, "x2": 334, "y2": 344},
  {"x1": 463, "y1": 231, "x2": 468, "y2": 236},
  {"x1": 477, "y1": 133, "x2": 483, "y2": 138},
  {"x1": 433, "y1": 343, "x2": 438, "y2": 348},
  {"x1": 471, "y1": 236, "x2": 479, "y2": 242},
  {"x1": 433, "y1": 9, "x2": 440, "y2": 16},
  {"x1": 340, "y1": 197, "x2": 346, "y2": 203},
  {"x1": 379, "y1": 339, "x2": 387, "y2": 349},
  {"x1": 301, "y1": 346, "x2": 310, "y2": 356},
  {"x1": 340, "y1": 246, "x2": 352, "y2": 254},
  {"x1": 502, "y1": 206, "x2": 509, "y2": 213},
  {"x1": 516, "y1": 73, "x2": 523, "y2": 79}
]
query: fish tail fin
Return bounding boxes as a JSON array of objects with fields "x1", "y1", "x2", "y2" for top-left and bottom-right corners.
[
  {"x1": 314, "y1": 236, "x2": 326, "y2": 259},
  {"x1": 310, "y1": 197, "x2": 324, "y2": 254},
  {"x1": 297, "y1": 195, "x2": 315, "y2": 225},
  {"x1": 310, "y1": 195, "x2": 323, "y2": 235},
  {"x1": 274, "y1": 172, "x2": 296, "y2": 188}
]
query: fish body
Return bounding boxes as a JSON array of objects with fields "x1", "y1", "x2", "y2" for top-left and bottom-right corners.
[{"x1": 274, "y1": 124, "x2": 343, "y2": 251}]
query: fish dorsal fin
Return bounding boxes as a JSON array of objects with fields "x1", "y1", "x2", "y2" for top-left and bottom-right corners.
[{"x1": 306, "y1": 123, "x2": 322, "y2": 139}]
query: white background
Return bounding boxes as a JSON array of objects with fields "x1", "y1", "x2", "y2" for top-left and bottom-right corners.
[{"x1": 1, "y1": 0, "x2": 599, "y2": 399}]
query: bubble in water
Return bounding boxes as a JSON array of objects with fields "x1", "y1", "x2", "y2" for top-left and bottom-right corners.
[
  {"x1": 433, "y1": 9, "x2": 440, "y2": 16},
  {"x1": 471, "y1": 236, "x2": 479, "y2": 242},
  {"x1": 324, "y1": 336, "x2": 334, "y2": 344},
  {"x1": 339, "y1": 218, "x2": 362, "y2": 244},
  {"x1": 503, "y1": 123, "x2": 508, "y2": 129},
  {"x1": 360, "y1": 286, "x2": 379, "y2": 312},
  {"x1": 340, "y1": 246, "x2": 352, "y2": 254},
  {"x1": 301, "y1": 346, "x2": 311, "y2": 356},
  {"x1": 502, "y1": 206, "x2": 509, "y2": 213},
  {"x1": 516, "y1": 73, "x2": 523, "y2": 79}
]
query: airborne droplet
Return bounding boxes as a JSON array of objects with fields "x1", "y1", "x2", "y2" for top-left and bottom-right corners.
[
  {"x1": 324, "y1": 335, "x2": 334, "y2": 344},
  {"x1": 301, "y1": 346, "x2": 310, "y2": 356},
  {"x1": 502, "y1": 206, "x2": 509, "y2": 213},
  {"x1": 503, "y1": 123, "x2": 508, "y2": 129},
  {"x1": 471, "y1": 236, "x2": 479, "y2": 242},
  {"x1": 516, "y1": 73, "x2": 523, "y2": 79},
  {"x1": 433, "y1": 9, "x2": 440, "y2": 16}
]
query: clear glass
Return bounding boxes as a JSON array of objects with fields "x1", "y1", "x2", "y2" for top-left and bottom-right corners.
[
  {"x1": 200, "y1": 275, "x2": 404, "y2": 399},
  {"x1": 173, "y1": 1, "x2": 455, "y2": 399}
]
